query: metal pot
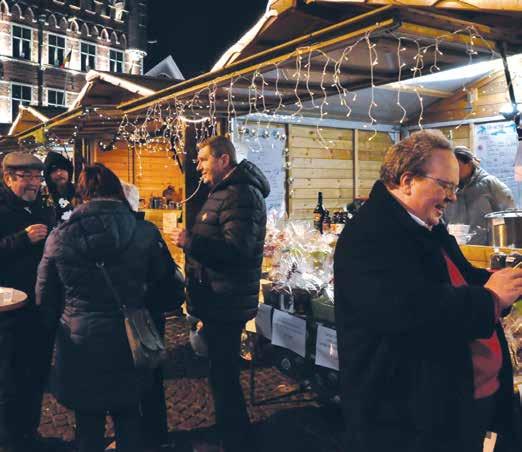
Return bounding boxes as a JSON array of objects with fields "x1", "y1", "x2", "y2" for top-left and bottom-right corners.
[{"x1": 485, "y1": 210, "x2": 522, "y2": 248}]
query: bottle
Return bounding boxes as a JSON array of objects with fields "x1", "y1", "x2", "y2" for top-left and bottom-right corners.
[
  {"x1": 313, "y1": 192, "x2": 325, "y2": 233},
  {"x1": 322, "y1": 210, "x2": 331, "y2": 234}
]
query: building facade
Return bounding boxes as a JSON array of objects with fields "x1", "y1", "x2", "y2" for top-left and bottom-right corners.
[{"x1": 0, "y1": 0, "x2": 147, "y2": 128}]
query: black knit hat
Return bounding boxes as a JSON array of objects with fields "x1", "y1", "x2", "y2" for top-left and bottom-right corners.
[{"x1": 43, "y1": 151, "x2": 73, "y2": 178}]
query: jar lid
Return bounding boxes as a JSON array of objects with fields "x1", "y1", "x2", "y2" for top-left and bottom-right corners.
[{"x1": 485, "y1": 209, "x2": 522, "y2": 219}]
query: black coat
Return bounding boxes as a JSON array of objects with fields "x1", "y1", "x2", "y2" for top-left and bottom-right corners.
[
  {"x1": 334, "y1": 181, "x2": 520, "y2": 452},
  {"x1": 36, "y1": 200, "x2": 184, "y2": 412},
  {"x1": 185, "y1": 160, "x2": 270, "y2": 322},
  {"x1": 0, "y1": 185, "x2": 55, "y2": 303}
]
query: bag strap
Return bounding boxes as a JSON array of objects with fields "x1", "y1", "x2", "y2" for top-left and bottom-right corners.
[{"x1": 96, "y1": 262, "x2": 127, "y2": 311}]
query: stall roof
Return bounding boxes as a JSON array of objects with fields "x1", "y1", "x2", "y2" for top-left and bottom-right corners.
[
  {"x1": 213, "y1": 0, "x2": 522, "y2": 71},
  {"x1": 9, "y1": 106, "x2": 67, "y2": 137},
  {"x1": 71, "y1": 70, "x2": 176, "y2": 110},
  {"x1": 119, "y1": 5, "x2": 522, "y2": 117}
]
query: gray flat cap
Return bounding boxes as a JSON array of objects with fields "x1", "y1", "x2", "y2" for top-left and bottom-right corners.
[
  {"x1": 454, "y1": 146, "x2": 480, "y2": 163},
  {"x1": 2, "y1": 152, "x2": 44, "y2": 171}
]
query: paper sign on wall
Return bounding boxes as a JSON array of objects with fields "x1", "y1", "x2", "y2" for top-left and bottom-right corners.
[
  {"x1": 271, "y1": 310, "x2": 306, "y2": 357},
  {"x1": 315, "y1": 325, "x2": 339, "y2": 370}
]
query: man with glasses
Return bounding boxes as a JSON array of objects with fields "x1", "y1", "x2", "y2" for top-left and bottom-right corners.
[
  {"x1": 0, "y1": 152, "x2": 56, "y2": 452},
  {"x1": 444, "y1": 146, "x2": 515, "y2": 245},
  {"x1": 334, "y1": 130, "x2": 522, "y2": 452}
]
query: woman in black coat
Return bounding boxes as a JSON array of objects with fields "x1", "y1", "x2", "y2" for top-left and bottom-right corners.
[{"x1": 36, "y1": 164, "x2": 185, "y2": 452}]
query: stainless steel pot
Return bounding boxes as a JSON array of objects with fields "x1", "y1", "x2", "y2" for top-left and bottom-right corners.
[{"x1": 485, "y1": 210, "x2": 522, "y2": 248}]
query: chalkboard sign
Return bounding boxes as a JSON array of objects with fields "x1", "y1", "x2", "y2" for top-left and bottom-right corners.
[
  {"x1": 233, "y1": 124, "x2": 286, "y2": 214},
  {"x1": 474, "y1": 121, "x2": 521, "y2": 207}
]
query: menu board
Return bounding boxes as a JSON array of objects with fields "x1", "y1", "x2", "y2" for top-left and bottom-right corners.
[
  {"x1": 233, "y1": 123, "x2": 286, "y2": 214},
  {"x1": 474, "y1": 121, "x2": 521, "y2": 207}
]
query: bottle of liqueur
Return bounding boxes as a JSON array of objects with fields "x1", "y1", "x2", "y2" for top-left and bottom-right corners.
[{"x1": 313, "y1": 192, "x2": 325, "y2": 233}]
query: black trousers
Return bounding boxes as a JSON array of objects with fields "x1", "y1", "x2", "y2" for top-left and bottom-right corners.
[
  {"x1": 204, "y1": 321, "x2": 251, "y2": 452},
  {"x1": 140, "y1": 316, "x2": 168, "y2": 447},
  {"x1": 0, "y1": 308, "x2": 54, "y2": 446},
  {"x1": 75, "y1": 406, "x2": 143, "y2": 452}
]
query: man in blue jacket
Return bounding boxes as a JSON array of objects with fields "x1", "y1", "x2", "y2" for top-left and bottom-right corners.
[
  {"x1": 172, "y1": 135, "x2": 269, "y2": 452},
  {"x1": 334, "y1": 130, "x2": 522, "y2": 452}
]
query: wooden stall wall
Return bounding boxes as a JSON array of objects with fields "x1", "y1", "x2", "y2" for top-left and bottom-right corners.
[
  {"x1": 437, "y1": 125, "x2": 471, "y2": 149},
  {"x1": 357, "y1": 130, "x2": 391, "y2": 198},
  {"x1": 287, "y1": 125, "x2": 391, "y2": 219},
  {"x1": 93, "y1": 142, "x2": 184, "y2": 202},
  {"x1": 288, "y1": 125, "x2": 354, "y2": 220},
  {"x1": 420, "y1": 71, "x2": 511, "y2": 124}
]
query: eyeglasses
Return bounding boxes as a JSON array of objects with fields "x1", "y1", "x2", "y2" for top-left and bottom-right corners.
[
  {"x1": 420, "y1": 175, "x2": 459, "y2": 195},
  {"x1": 13, "y1": 172, "x2": 45, "y2": 182}
]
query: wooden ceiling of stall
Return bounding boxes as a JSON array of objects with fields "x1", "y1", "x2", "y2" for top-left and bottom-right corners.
[{"x1": 119, "y1": 5, "x2": 522, "y2": 119}]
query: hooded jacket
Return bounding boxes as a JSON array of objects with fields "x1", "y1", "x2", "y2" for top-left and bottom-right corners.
[
  {"x1": 0, "y1": 185, "x2": 55, "y2": 303},
  {"x1": 444, "y1": 166, "x2": 515, "y2": 245},
  {"x1": 36, "y1": 199, "x2": 184, "y2": 411},
  {"x1": 43, "y1": 151, "x2": 75, "y2": 223},
  {"x1": 185, "y1": 159, "x2": 270, "y2": 322}
]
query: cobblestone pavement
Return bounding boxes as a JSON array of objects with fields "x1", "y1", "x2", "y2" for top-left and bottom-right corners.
[{"x1": 38, "y1": 317, "x2": 345, "y2": 452}]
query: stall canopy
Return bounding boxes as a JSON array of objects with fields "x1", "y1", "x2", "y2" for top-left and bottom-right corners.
[
  {"x1": 8, "y1": 106, "x2": 67, "y2": 137},
  {"x1": 119, "y1": 4, "x2": 522, "y2": 128},
  {"x1": 12, "y1": 71, "x2": 176, "y2": 142}
]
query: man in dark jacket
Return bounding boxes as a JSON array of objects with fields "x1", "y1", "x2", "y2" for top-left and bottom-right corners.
[
  {"x1": 171, "y1": 135, "x2": 269, "y2": 452},
  {"x1": 43, "y1": 151, "x2": 75, "y2": 223},
  {"x1": 334, "y1": 130, "x2": 522, "y2": 452},
  {"x1": 0, "y1": 152, "x2": 56, "y2": 452}
]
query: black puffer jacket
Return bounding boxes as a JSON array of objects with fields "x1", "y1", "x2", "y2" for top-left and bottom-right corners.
[
  {"x1": 36, "y1": 200, "x2": 184, "y2": 411},
  {"x1": 0, "y1": 185, "x2": 55, "y2": 303},
  {"x1": 185, "y1": 159, "x2": 270, "y2": 322}
]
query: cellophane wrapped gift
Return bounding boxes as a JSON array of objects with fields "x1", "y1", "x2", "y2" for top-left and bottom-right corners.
[
  {"x1": 503, "y1": 303, "x2": 522, "y2": 379},
  {"x1": 263, "y1": 214, "x2": 337, "y2": 316}
]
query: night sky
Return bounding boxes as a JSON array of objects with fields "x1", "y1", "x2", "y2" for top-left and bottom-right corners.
[{"x1": 145, "y1": 0, "x2": 269, "y2": 79}]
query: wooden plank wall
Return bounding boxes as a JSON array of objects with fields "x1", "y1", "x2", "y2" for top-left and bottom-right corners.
[
  {"x1": 437, "y1": 125, "x2": 471, "y2": 149},
  {"x1": 288, "y1": 125, "x2": 354, "y2": 219},
  {"x1": 357, "y1": 130, "x2": 391, "y2": 198},
  {"x1": 93, "y1": 142, "x2": 184, "y2": 204},
  {"x1": 420, "y1": 72, "x2": 510, "y2": 124},
  {"x1": 287, "y1": 125, "x2": 392, "y2": 219}
]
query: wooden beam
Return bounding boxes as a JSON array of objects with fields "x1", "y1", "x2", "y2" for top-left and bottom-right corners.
[{"x1": 376, "y1": 84, "x2": 454, "y2": 98}]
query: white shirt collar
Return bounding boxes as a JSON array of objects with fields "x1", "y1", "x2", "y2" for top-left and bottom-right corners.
[{"x1": 408, "y1": 211, "x2": 432, "y2": 230}]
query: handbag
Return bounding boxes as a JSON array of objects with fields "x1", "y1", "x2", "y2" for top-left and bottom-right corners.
[{"x1": 96, "y1": 261, "x2": 167, "y2": 369}]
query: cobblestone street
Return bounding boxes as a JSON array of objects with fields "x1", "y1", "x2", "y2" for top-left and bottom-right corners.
[{"x1": 37, "y1": 317, "x2": 345, "y2": 452}]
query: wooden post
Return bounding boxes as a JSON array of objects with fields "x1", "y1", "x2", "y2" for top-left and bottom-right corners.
[
  {"x1": 73, "y1": 139, "x2": 84, "y2": 182},
  {"x1": 183, "y1": 123, "x2": 209, "y2": 232}
]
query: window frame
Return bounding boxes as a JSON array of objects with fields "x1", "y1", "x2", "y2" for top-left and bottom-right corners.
[
  {"x1": 47, "y1": 88, "x2": 66, "y2": 107},
  {"x1": 80, "y1": 41, "x2": 96, "y2": 71},
  {"x1": 11, "y1": 83, "x2": 32, "y2": 121},
  {"x1": 109, "y1": 49, "x2": 124, "y2": 73},
  {"x1": 12, "y1": 24, "x2": 33, "y2": 61},
  {"x1": 47, "y1": 32, "x2": 66, "y2": 67}
]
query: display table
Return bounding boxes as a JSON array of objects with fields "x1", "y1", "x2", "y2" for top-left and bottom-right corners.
[{"x1": 0, "y1": 289, "x2": 27, "y2": 313}]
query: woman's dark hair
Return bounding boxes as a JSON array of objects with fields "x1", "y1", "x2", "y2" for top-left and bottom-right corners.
[{"x1": 76, "y1": 163, "x2": 130, "y2": 208}]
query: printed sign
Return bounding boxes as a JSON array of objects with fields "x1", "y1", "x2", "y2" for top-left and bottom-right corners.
[
  {"x1": 255, "y1": 304, "x2": 273, "y2": 339},
  {"x1": 315, "y1": 325, "x2": 339, "y2": 370},
  {"x1": 271, "y1": 310, "x2": 306, "y2": 357}
]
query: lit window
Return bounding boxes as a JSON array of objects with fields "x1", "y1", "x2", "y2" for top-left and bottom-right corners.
[
  {"x1": 11, "y1": 84, "x2": 31, "y2": 121},
  {"x1": 48, "y1": 34, "x2": 65, "y2": 66},
  {"x1": 109, "y1": 49, "x2": 123, "y2": 73},
  {"x1": 12, "y1": 25, "x2": 32, "y2": 60},
  {"x1": 47, "y1": 89, "x2": 65, "y2": 107},
  {"x1": 80, "y1": 42, "x2": 96, "y2": 71}
]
